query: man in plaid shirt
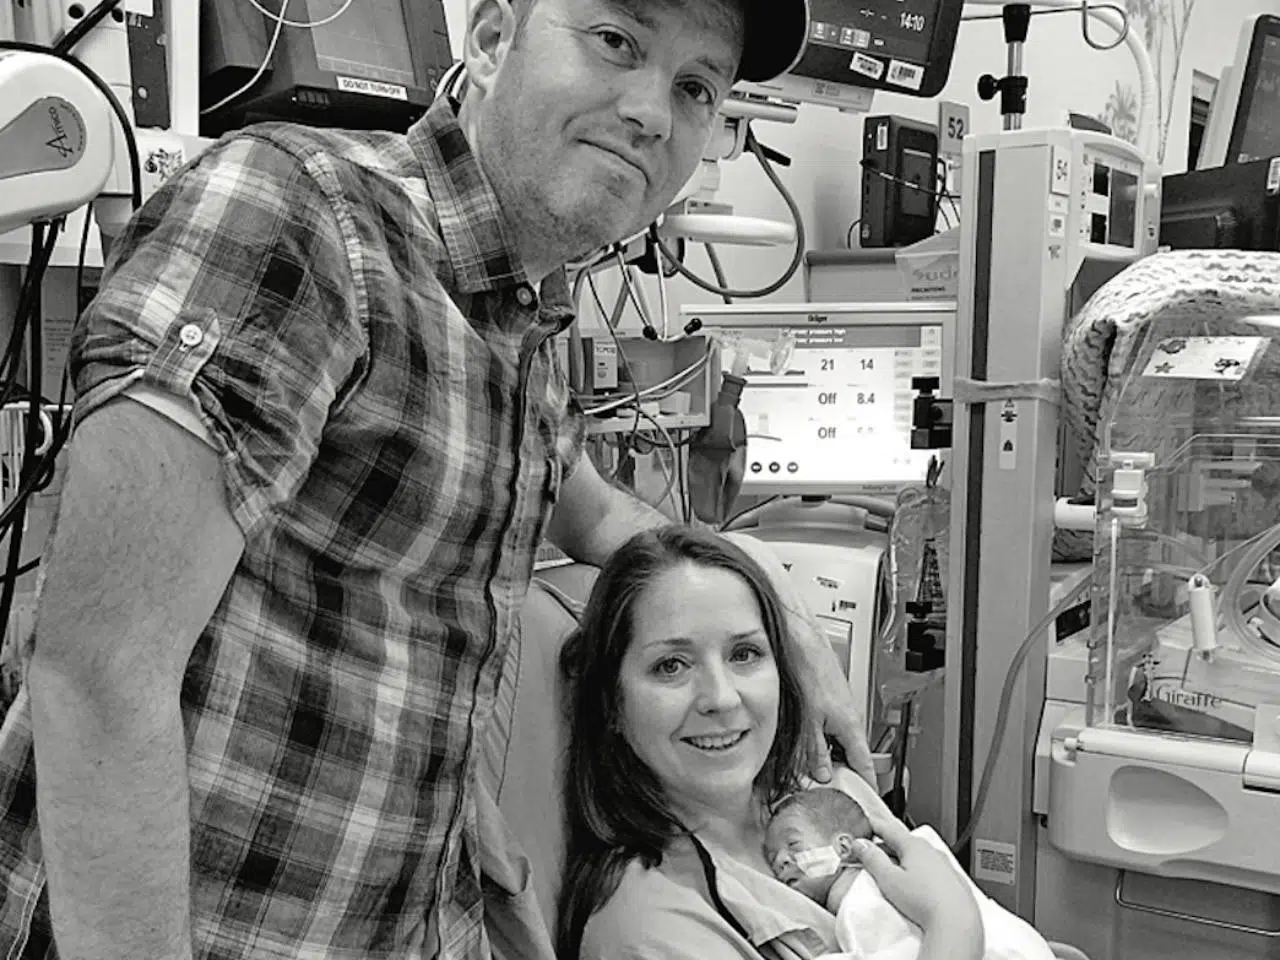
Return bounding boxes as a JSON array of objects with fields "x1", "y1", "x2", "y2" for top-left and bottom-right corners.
[{"x1": 2, "y1": 0, "x2": 874, "y2": 957}]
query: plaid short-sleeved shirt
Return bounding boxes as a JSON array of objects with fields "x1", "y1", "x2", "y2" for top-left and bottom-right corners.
[{"x1": 0, "y1": 96, "x2": 583, "y2": 958}]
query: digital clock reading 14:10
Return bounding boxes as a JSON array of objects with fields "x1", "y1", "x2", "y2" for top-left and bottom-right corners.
[{"x1": 901, "y1": 11, "x2": 927, "y2": 32}]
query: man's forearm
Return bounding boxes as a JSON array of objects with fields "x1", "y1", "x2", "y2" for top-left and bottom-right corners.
[
  {"x1": 551, "y1": 482, "x2": 667, "y2": 567},
  {"x1": 28, "y1": 654, "x2": 193, "y2": 960},
  {"x1": 721, "y1": 532, "x2": 824, "y2": 639}
]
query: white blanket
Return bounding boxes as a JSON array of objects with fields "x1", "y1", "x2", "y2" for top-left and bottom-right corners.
[{"x1": 821, "y1": 826, "x2": 1056, "y2": 960}]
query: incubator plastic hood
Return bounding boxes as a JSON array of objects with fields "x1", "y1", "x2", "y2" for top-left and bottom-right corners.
[{"x1": 1090, "y1": 309, "x2": 1280, "y2": 744}]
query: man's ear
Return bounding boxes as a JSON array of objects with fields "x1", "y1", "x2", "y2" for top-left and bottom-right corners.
[{"x1": 463, "y1": 0, "x2": 521, "y2": 96}]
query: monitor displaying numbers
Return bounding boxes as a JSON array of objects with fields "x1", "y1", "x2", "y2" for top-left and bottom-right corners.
[
  {"x1": 792, "y1": 0, "x2": 964, "y2": 97},
  {"x1": 682, "y1": 303, "x2": 953, "y2": 496}
]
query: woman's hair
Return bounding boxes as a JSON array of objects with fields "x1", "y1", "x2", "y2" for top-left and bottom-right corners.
[{"x1": 555, "y1": 525, "x2": 810, "y2": 958}]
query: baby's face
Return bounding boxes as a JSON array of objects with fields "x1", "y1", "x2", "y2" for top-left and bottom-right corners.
[{"x1": 764, "y1": 810, "x2": 844, "y2": 903}]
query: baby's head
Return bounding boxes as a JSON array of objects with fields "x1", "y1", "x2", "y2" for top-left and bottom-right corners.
[{"x1": 764, "y1": 787, "x2": 873, "y2": 903}]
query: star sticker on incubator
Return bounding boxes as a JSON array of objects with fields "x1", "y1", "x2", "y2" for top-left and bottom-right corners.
[{"x1": 1153, "y1": 362, "x2": 1173, "y2": 374}]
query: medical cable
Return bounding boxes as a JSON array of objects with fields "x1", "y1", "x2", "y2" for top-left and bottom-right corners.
[
  {"x1": 1103, "y1": 518, "x2": 1119, "y2": 723},
  {"x1": 721, "y1": 495, "x2": 894, "y2": 533},
  {"x1": 579, "y1": 354, "x2": 710, "y2": 416},
  {"x1": 246, "y1": 0, "x2": 354, "y2": 29},
  {"x1": 0, "y1": 224, "x2": 51, "y2": 642},
  {"x1": 531, "y1": 578, "x2": 586, "y2": 621},
  {"x1": 702, "y1": 245, "x2": 732, "y2": 305},
  {"x1": 580, "y1": 269, "x2": 697, "y2": 506},
  {"x1": 202, "y1": 0, "x2": 291, "y2": 115},
  {"x1": 860, "y1": 159, "x2": 949, "y2": 205},
  {"x1": 650, "y1": 128, "x2": 805, "y2": 299},
  {"x1": 719, "y1": 496, "x2": 782, "y2": 532},
  {"x1": 0, "y1": 225, "x2": 60, "y2": 637},
  {"x1": 654, "y1": 256, "x2": 670, "y2": 339},
  {"x1": 583, "y1": 271, "x2": 646, "y2": 446},
  {"x1": 845, "y1": 219, "x2": 862, "y2": 249},
  {"x1": 53, "y1": 0, "x2": 124, "y2": 55},
  {"x1": 567, "y1": 271, "x2": 588, "y2": 392},
  {"x1": 678, "y1": 444, "x2": 692, "y2": 521},
  {"x1": 953, "y1": 568, "x2": 1094, "y2": 853},
  {"x1": 632, "y1": 409, "x2": 681, "y2": 512},
  {"x1": 1220, "y1": 523, "x2": 1280, "y2": 660}
]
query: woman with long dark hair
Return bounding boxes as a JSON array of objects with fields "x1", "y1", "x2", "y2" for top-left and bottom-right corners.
[{"x1": 556, "y1": 525, "x2": 984, "y2": 960}]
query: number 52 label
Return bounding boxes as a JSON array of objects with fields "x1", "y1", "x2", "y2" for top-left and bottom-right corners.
[{"x1": 938, "y1": 101, "x2": 969, "y2": 162}]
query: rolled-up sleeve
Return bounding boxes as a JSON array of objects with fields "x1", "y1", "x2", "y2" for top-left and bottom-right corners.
[{"x1": 70, "y1": 133, "x2": 368, "y2": 537}]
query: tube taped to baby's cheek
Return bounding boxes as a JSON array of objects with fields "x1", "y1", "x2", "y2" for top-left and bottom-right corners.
[{"x1": 792, "y1": 846, "x2": 842, "y2": 878}]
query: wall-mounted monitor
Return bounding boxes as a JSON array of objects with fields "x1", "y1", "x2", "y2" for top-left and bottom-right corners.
[{"x1": 733, "y1": 0, "x2": 966, "y2": 113}]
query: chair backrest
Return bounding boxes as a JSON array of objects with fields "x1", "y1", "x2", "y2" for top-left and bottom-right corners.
[{"x1": 478, "y1": 562, "x2": 599, "y2": 931}]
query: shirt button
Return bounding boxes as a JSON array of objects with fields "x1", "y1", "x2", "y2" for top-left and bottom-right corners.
[
  {"x1": 516, "y1": 286, "x2": 534, "y2": 307},
  {"x1": 178, "y1": 323, "x2": 204, "y2": 348}
]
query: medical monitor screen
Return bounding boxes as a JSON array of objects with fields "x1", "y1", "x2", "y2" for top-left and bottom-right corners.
[
  {"x1": 308, "y1": 0, "x2": 417, "y2": 88},
  {"x1": 800, "y1": 0, "x2": 962, "y2": 96},
  {"x1": 1231, "y1": 31, "x2": 1280, "y2": 163},
  {"x1": 738, "y1": 0, "x2": 963, "y2": 109},
  {"x1": 808, "y1": 0, "x2": 938, "y2": 72},
  {"x1": 718, "y1": 324, "x2": 944, "y2": 495}
]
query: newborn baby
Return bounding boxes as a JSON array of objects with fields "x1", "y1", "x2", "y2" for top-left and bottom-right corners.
[{"x1": 764, "y1": 788, "x2": 1056, "y2": 960}]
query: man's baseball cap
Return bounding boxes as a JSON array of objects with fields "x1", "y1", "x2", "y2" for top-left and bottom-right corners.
[{"x1": 736, "y1": 0, "x2": 810, "y2": 83}]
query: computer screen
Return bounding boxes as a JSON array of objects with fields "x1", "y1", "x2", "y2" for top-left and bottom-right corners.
[
  {"x1": 1198, "y1": 14, "x2": 1280, "y2": 168},
  {"x1": 200, "y1": 0, "x2": 454, "y2": 135},
  {"x1": 1230, "y1": 28, "x2": 1280, "y2": 163},
  {"x1": 681, "y1": 302, "x2": 954, "y2": 495},
  {"x1": 735, "y1": 0, "x2": 965, "y2": 112},
  {"x1": 309, "y1": 0, "x2": 418, "y2": 89}
]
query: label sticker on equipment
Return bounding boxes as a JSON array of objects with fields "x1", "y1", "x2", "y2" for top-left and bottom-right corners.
[
  {"x1": 937, "y1": 101, "x2": 969, "y2": 160},
  {"x1": 1268, "y1": 158, "x2": 1280, "y2": 195},
  {"x1": 973, "y1": 839, "x2": 1017, "y2": 885},
  {"x1": 1050, "y1": 146, "x2": 1071, "y2": 196},
  {"x1": 850, "y1": 53, "x2": 886, "y2": 81},
  {"x1": 1142, "y1": 336, "x2": 1267, "y2": 381},
  {"x1": 337, "y1": 77, "x2": 409, "y2": 101},
  {"x1": 998, "y1": 400, "x2": 1018, "y2": 470},
  {"x1": 887, "y1": 60, "x2": 925, "y2": 90}
]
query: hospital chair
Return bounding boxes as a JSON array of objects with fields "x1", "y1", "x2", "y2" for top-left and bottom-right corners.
[
  {"x1": 479, "y1": 560, "x2": 1088, "y2": 960},
  {"x1": 478, "y1": 561, "x2": 592, "y2": 937}
]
